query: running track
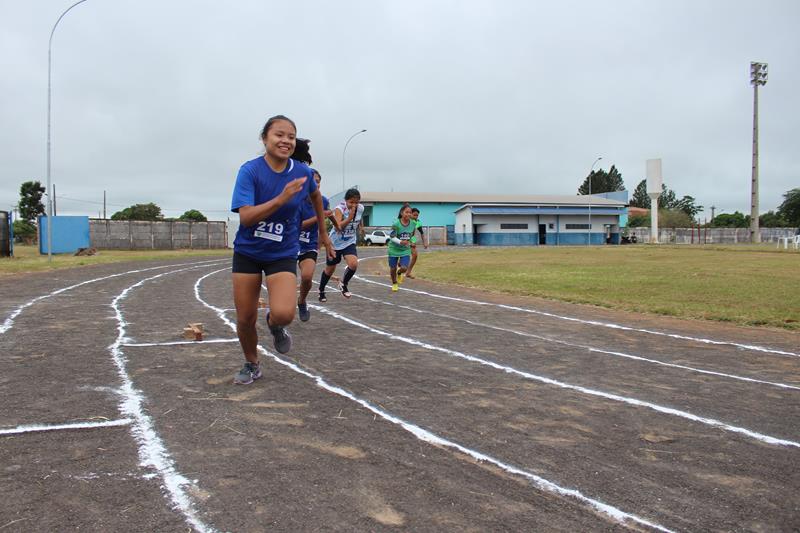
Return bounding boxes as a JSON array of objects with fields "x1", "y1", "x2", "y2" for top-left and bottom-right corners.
[{"x1": 1, "y1": 250, "x2": 798, "y2": 532}]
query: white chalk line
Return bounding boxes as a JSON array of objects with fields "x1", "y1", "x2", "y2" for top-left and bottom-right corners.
[
  {"x1": 194, "y1": 267, "x2": 674, "y2": 532},
  {"x1": 342, "y1": 291, "x2": 800, "y2": 392},
  {"x1": 110, "y1": 263, "x2": 221, "y2": 533},
  {"x1": 0, "y1": 258, "x2": 227, "y2": 336},
  {"x1": 122, "y1": 338, "x2": 239, "y2": 347},
  {"x1": 308, "y1": 303, "x2": 800, "y2": 449},
  {"x1": 0, "y1": 418, "x2": 132, "y2": 436},
  {"x1": 353, "y1": 275, "x2": 800, "y2": 358}
]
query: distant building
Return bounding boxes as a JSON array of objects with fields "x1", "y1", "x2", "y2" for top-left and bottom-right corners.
[{"x1": 329, "y1": 191, "x2": 628, "y2": 245}]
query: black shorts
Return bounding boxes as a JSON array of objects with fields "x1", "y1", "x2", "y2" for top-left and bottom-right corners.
[
  {"x1": 232, "y1": 252, "x2": 297, "y2": 276},
  {"x1": 297, "y1": 250, "x2": 318, "y2": 263},
  {"x1": 325, "y1": 243, "x2": 358, "y2": 266}
]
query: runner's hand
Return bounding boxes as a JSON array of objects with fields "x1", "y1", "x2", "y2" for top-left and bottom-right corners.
[{"x1": 279, "y1": 177, "x2": 306, "y2": 202}]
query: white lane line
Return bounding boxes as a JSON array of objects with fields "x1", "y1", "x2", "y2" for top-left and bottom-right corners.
[
  {"x1": 344, "y1": 292, "x2": 800, "y2": 392},
  {"x1": 122, "y1": 339, "x2": 239, "y2": 347},
  {"x1": 309, "y1": 303, "x2": 800, "y2": 449},
  {"x1": 111, "y1": 264, "x2": 218, "y2": 533},
  {"x1": 0, "y1": 418, "x2": 132, "y2": 435},
  {"x1": 353, "y1": 275, "x2": 800, "y2": 358},
  {"x1": 0, "y1": 258, "x2": 227, "y2": 336},
  {"x1": 194, "y1": 268, "x2": 674, "y2": 532}
]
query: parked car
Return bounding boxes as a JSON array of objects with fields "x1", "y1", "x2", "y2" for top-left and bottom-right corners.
[{"x1": 364, "y1": 229, "x2": 390, "y2": 246}]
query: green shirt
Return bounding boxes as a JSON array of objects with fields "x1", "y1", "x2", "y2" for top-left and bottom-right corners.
[{"x1": 388, "y1": 219, "x2": 414, "y2": 257}]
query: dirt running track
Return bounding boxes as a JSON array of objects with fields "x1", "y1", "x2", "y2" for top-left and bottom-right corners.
[{"x1": 1, "y1": 249, "x2": 798, "y2": 532}]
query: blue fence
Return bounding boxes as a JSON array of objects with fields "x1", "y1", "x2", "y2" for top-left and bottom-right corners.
[{"x1": 38, "y1": 216, "x2": 90, "y2": 254}]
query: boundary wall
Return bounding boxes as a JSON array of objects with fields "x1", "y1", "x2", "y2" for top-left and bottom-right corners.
[{"x1": 90, "y1": 219, "x2": 228, "y2": 250}]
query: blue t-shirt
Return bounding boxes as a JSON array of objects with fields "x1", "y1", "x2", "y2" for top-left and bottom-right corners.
[
  {"x1": 230, "y1": 157, "x2": 317, "y2": 261},
  {"x1": 298, "y1": 195, "x2": 330, "y2": 253}
]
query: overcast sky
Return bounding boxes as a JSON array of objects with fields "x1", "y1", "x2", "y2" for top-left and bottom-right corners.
[{"x1": 1, "y1": 0, "x2": 798, "y2": 221}]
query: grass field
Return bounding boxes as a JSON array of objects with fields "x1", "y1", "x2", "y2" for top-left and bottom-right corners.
[
  {"x1": 4, "y1": 243, "x2": 799, "y2": 330},
  {"x1": 0, "y1": 244, "x2": 231, "y2": 276},
  {"x1": 416, "y1": 245, "x2": 800, "y2": 330}
]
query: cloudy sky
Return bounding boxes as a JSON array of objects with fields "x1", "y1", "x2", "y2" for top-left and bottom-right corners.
[{"x1": 1, "y1": 0, "x2": 798, "y2": 221}]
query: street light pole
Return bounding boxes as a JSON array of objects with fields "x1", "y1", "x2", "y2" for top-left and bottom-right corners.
[
  {"x1": 749, "y1": 61, "x2": 768, "y2": 243},
  {"x1": 342, "y1": 129, "x2": 366, "y2": 193},
  {"x1": 587, "y1": 156, "x2": 602, "y2": 245},
  {"x1": 46, "y1": 0, "x2": 89, "y2": 261}
]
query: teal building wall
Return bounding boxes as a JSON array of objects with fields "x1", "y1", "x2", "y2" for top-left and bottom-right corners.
[{"x1": 364, "y1": 202, "x2": 461, "y2": 227}]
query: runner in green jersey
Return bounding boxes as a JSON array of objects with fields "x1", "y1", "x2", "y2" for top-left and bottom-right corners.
[
  {"x1": 388, "y1": 204, "x2": 415, "y2": 292},
  {"x1": 405, "y1": 207, "x2": 427, "y2": 278}
]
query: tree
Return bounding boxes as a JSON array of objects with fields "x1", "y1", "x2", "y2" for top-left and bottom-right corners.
[
  {"x1": 630, "y1": 179, "x2": 650, "y2": 208},
  {"x1": 776, "y1": 188, "x2": 800, "y2": 226},
  {"x1": 710, "y1": 211, "x2": 749, "y2": 228},
  {"x1": 111, "y1": 203, "x2": 164, "y2": 221},
  {"x1": 13, "y1": 220, "x2": 37, "y2": 243},
  {"x1": 673, "y1": 195, "x2": 703, "y2": 218},
  {"x1": 578, "y1": 165, "x2": 625, "y2": 195},
  {"x1": 627, "y1": 214, "x2": 650, "y2": 227},
  {"x1": 178, "y1": 209, "x2": 207, "y2": 222},
  {"x1": 759, "y1": 211, "x2": 788, "y2": 228},
  {"x1": 659, "y1": 209, "x2": 693, "y2": 228},
  {"x1": 19, "y1": 181, "x2": 46, "y2": 223},
  {"x1": 628, "y1": 180, "x2": 685, "y2": 212}
]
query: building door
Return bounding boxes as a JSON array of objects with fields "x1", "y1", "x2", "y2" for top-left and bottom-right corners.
[{"x1": 538, "y1": 224, "x2": 546, "y2": 245}]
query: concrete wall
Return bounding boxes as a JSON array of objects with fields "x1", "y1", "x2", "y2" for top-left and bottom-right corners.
[
  {"x1": 628, "y1": 226, "x2": 798, "y2": 244},
  {"x1": 89, "y1": 219, "x2": 228, "y2": 250}
]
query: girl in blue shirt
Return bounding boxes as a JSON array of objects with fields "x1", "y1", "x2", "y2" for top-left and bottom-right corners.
[{"x1": 230, "y1": 115, "x2": 333, "y2": 384}]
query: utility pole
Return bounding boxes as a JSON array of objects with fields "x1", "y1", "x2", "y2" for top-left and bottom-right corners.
[
  {"x1": 53, "y1": 184, "x2": 57, "y2": 215},
  {"x1": 710, "y1": 205, "x2": 716, "y2": 221},
  {"x1": 750, "y1": 61, "x2": 768, "y2": 243},
  {"x1": 103, "y1": 190, "x2": 106, "y2": 219}
]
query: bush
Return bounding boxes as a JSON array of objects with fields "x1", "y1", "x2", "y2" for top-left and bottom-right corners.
[{"x1": 13, "y1": 220, "x2": 37, "y2": 243}]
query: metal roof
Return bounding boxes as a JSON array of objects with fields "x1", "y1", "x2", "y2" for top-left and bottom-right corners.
[
  {"x1": 357, "y1": 191, "x2": 626, "y2": 207},
  {"x1": 469, "y1": 206, "x2": 624, "y2": 215}
]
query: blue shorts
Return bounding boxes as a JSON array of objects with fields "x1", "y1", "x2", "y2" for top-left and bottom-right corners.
[
  {"x1": 326, "y1": 243, "x2": 358, "y2": 266},
  {"x1": 388, "y1": 255, "x2": 410, "y2": 269}
]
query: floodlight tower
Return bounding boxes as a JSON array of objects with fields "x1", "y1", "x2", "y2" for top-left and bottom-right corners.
[
  {"x1": 646, "y1": 159, "x2": 662, "y2": 244},
  {"x1": 749, "y1": 61, "x2": 768, "y2": 243}
]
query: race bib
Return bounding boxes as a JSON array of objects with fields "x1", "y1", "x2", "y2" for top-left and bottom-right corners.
[
  {"x1": 299, "y1": 230, "x2": 311, "y2": 243},
  {"x1": 254, "y1": 221, "x2": 284, "y2": 242}
]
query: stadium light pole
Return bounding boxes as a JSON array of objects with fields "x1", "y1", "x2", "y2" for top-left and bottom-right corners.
[
  {"x1": 46, "y1": 0, "x2": 90, "y2": 261},
  {"x1": 342, "y1": 129, "x2": 366, "y2": 193},
  {"x1": 749, "y1": 61, "x2": 768, "y2": 243},
  {"x1": 587, "y1": 156, "x2": 602, "y2": 245}
]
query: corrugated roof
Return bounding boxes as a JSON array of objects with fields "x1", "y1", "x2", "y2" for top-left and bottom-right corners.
[{"x1": 358, "y1": 191, "x2": 625, "y2": 206}]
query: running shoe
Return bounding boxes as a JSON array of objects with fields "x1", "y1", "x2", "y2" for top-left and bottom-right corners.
[
  {"x1": 338, "y1": 281, "x2": 352, "y2": 299},
  {"x1": 233, "y1": 361, "x2": 262, "y2": 385},
  {"x1": 298, "y1": 302, "x2": 310, "y2": 322},
  {"x1": 391, "y1": 283, "x2": 399, "y2": 292},
  {"x1": 318, "y1": 292, "x2": 327, "y2": 303},
  {"x1": 397, "y1": 272, "x2": 405, "y2": 284},
  {"x1": 267, "y1": 312, "x2": 292, "y2": 354}
]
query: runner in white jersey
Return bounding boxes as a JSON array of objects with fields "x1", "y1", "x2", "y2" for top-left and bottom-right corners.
[{"x1": 318, "y1": 188, "x2": 364, "y2": 300}]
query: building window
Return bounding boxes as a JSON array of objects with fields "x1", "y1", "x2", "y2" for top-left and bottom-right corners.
[
  {"x1": 500, "y1": 223, "x2": 528, "y2": 230},
  {"x1": 566, "y1": 223, "x2": 591, "y2": 230}
]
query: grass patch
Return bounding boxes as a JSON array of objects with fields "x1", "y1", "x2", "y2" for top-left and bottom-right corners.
[
  {"x1": 416, "y1": 245, "x2": 800, "y2": 330},
  {"x1": 0, "y1": 244, "x2": 231, "y2": 276}
]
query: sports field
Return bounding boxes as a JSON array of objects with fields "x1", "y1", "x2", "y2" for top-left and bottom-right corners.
[{"x1": 1, "y1": 248, "x2": 799, "y2": 531}]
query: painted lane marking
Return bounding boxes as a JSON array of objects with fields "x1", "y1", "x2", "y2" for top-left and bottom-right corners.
[
  {"x1": 0, "y1": 418, "x2": 132, "y2": 435},
  {"x1": 122, "y1": 338, "x2": 239, "y2": 347},
  {"x1": 111, "y1": 264, "x2": 219, "y2": 533},
  {"x1": 309, "y1": 304, "x2": 800, "y2": 449},
  {"x1": 195, "y1": 268, "x2": 674, "y2": 532},
  {"x1": 353, "y1": 275, "x2": 800, "y2": 358},
  {"x1": 344, "y1": 292, "x2": 800, "y2": 392},
  {"x1": 0, "y1": 258, "x2": 227, "y2": 336}
]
